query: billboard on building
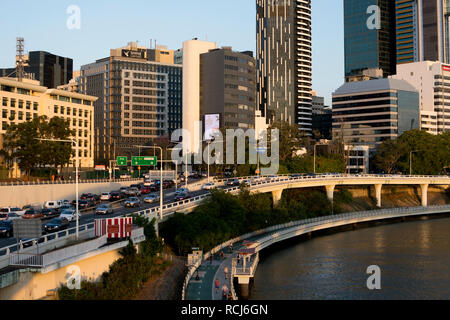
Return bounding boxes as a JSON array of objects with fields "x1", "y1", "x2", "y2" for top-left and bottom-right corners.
[{"x1": 204, "y1": 114, "x2": 220, "y2": 141}]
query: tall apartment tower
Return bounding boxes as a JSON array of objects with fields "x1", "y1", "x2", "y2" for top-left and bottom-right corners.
[
  {"x1": 396, "y1": 0, "x2": 450, "y2": 64},
  {"x1": 344, "y1": 0, "x2": 397, "y2": 81},
  {"x1": 256, "y1": 0, "x2": 313, "y2": 135}
]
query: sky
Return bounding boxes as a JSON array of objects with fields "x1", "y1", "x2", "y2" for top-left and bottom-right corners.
[{"x1": 0, "y1": 0, "x2": 344, "y2": 105}]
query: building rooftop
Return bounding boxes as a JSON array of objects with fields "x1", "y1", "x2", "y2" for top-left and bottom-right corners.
[{"x1": 333, "y1": 78, "x2": 417, "y2": 96}]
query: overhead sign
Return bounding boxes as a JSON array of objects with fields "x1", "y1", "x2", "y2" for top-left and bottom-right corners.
[
  {"x1": 132, "y1": 156, "x2": 157, "y2": 166},
  {"x1": 117, "y1": 156, "x2": 128, "y2": 166},
  {"x1": 13, "y1": 219, "x2": 42, "y2": 239}
]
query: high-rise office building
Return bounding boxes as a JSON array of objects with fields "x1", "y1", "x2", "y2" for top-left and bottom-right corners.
[
  {"x1": 256, "y1": 0, "x2": 312, "y2": 134},
  {"x1": 344, "y1": 0, "x2": 397, "y2": 81},
  {"x1": 392, "y1": 61, "x2": 450, "y2": 134},
  {"x1": 79, "y1": 42, "x2": 182, "y2": 164},
  {"x1": 200, "y1": 47, "x2": 257, "y2": 131},
  {"x1": 182, "y1": 39, "x2": 217, "y2": 154},
  {"x1": 332, "y1": 78, "x2": 420, "y2": 151},
  {"x1": 395, "y1": 0, "x2": 450, "y2": 64},
  {"x1": 0, "y1": 51, "x2": 73, "y2": 89}
]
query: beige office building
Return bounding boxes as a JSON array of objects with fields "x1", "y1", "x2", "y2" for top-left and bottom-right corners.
[{"x1": 0, "y1": 77, "x2": 96, "y2": 169}]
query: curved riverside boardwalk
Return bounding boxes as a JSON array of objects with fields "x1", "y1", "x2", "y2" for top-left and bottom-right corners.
[{"x1": 184, "y1": 205, "x2": 450, "y2": 300}]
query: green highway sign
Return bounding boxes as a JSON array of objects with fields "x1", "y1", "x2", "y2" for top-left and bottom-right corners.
[
  {"x1": 132, "y1": 156, "x2": 157, "y2": 166},
  {"x1": 117, "y1": 156, "x2": 128, "y2": 166}
]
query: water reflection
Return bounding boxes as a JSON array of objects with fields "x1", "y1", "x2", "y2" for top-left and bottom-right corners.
[{"x1": 249, "y1": 218, "x2": 450, "y2": 300}]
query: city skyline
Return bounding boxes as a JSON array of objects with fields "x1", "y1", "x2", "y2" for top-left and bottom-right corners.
[{"x1": 0, "y1": 0, "x2": 344, "y2": 106}]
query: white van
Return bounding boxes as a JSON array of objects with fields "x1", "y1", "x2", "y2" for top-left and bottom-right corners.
[{"x1": 44, "y1": 200, "x2": 63, "y2": 210}]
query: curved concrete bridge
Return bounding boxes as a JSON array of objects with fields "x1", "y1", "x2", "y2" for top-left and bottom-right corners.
[
  {"x1": 184, "y1": 204, "x2": 450, "y2": 300},
  {"x1": 246, "y1": 174, "x2": 450, "y2": 207}
]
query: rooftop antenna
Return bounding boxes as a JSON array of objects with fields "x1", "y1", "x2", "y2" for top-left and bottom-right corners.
[{"x1": 16, "y1": 37, "x2": 25, "y2": 82}]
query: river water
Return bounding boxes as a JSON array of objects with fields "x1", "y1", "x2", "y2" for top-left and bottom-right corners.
[{"x1": 249, "y1": 217, "x2": 450, "y2": 300}]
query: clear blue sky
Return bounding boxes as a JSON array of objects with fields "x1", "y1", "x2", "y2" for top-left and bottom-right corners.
[{"x1": 0, "y1": 0, "x2": 344, "y2": 105}]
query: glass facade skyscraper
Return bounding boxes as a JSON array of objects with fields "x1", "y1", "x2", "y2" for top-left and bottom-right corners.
[{"x1": 344, "y1": 0, "x2": 397, "y2": 80}]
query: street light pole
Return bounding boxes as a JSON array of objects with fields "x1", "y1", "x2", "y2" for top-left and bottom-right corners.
[{"x1": 410, "y1": 150, "x2": 420, "y2": 175}]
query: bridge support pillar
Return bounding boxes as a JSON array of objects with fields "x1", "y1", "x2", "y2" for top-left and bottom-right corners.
[
  {"x1": 420, "y1": 184, "x2": 429, "y2": 207},
  {"x1": 325, "y1": 185, "x2": 336, "y2": 202},
  {"x1": 272, "y1": 189, "x2": 283, "y2": 206},
  {"x1": 238, "y1": 277, "x2": 250, "y2": 300},
  {"x1": 374, "y1": 184, "x2": 382, "y2": 208}
]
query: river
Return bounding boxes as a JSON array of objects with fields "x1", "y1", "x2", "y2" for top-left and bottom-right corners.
[{"x1": 249, "y1": 217, "x2": 450, "y2": 300}]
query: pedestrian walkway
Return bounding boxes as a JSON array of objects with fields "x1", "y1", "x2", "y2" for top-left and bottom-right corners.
[{"x1": 185, "y1": 241, "x2": 252, "y2": 300}]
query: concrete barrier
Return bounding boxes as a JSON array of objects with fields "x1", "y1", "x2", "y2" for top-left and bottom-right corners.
[{"x1": 0, "y1": 180, "x2": 141, "y2": 208}]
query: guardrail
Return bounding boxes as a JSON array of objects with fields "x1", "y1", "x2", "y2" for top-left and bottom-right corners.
[{"x1": 0, "y1": 178, "x2": 142, "y2": 187}]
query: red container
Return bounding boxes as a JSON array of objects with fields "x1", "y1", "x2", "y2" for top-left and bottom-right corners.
[{"x1": 95, "y1": 217, "x2": 133, "y2": 239}]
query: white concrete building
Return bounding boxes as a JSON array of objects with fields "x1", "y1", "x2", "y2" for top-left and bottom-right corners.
[
  {"x1": 391, "y1": 61, "x2": 450, "y2": 134},
  {"x1": 182, "y1": 39, "x2": 217, "y2": 155}
]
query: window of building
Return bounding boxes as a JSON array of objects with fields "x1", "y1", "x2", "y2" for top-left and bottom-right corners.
[
  {"x1": 18, "y1": 100, "x2": 23, "y2": 109},
  {"x1": 2, "y1": 109, "x2": 7, "y2": 119},
  {"x1": 10, "y1": 99, "x2": 16, "y2": 107},
  {"x1": 33, "y1": 102, "x2": 38, "y2": 111},
  {"x1": 2, "y1": 98, "x2": 7, "y2": 107},
  {"x1": 18, "y1": 111, "x2": 23, "y2": 120}
]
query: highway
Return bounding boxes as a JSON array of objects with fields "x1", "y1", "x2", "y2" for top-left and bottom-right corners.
[{"x1": 0, "y1": 178, "x2": 214, "y2": 249}]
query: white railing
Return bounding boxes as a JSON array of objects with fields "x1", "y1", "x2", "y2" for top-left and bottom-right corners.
[
  {"x1": 9, "y1": 253, "x2": 44, "y2": 267},
  {"x1": 0, "y1": 177, "x2": 142, "y2": 187},
  {"x1": 233, "y1": 252, "x2": 259, "y2": 277},
  {"x1": 184, "y1": 204, "x2": 450, "y2": 300}
]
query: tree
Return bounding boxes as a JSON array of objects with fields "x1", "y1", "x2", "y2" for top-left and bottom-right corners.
[
  {"x1": 372, "y1": 139, "x2": 407, "y2": 174},
  {"x1": 269, "y1": 121, "x2": 307, "y2": 162},
  {"x1": 1, "y1": 116, "x2": 75, "y2": 178}
]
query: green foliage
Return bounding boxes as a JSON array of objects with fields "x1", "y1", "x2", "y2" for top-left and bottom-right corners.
[
  {"x1": 373, "y1": 130, "x2": 450, "y2": 175},
  {"x1": 161, "y1": 188, "x2": 342, "y2": 255},
  {"x1": 1, "y1": 116, "x2": 75, "y2": 177},
  {"x1": 58, "y1": 215, "x2": 164, "y2": 300}
]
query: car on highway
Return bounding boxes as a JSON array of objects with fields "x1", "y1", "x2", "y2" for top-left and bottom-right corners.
[
  {"x1": 144, "y1": 194, "x2": 160, "y2": 204},
  {"x1": 44, "y1": 200, "x2": 63, "y2": 210},
  {"x1": 264, "y1": 175, "x2": 279, "y2": 182},
  {"x1": 95, "y1": 204, "x2": 114, "y2": 215},
  {"x1": 202, "y1": 182, "x2": 216, "y2": 190},
  {"x1": 174, "y1": 193, "x2": 191, "y2": 202},
  {"x1": 80, "y1": 193, "x2": 91, "y2": 200},
  {"x1": 0, "y1": 207, "x2": 26, "y2": 217},
  {"x1": 124, "y1": 197, "x2": 141, "y2": 208},
  {"x1": 0, "y1": 221, "x2": 13, "y2": 238},
  {"x1": 43, "y1": 218, "x2": 70, "y2": 234},
  {"x1": 163, "y1": 180, "x2": 175, "y2": 189},
  {"x1": 140, "y1": 186, "x2": 153, "y2": 195},
  {"x1": 110, "y1": 191, "x2": 123, "y2": 201},
  {"x1": 119, "y1": 187, "x2": 129, "y2": 196},
  {"x1": 120, "y1": 174, "x2": 132, "y2": 179},
  {"x1": 175, "y1": 188, "x2": 189, "y2": 196},
  {"x1": 127, "y1": 187, "x2": 142, "y2": 197},
  {"x1": 289, "y1": 174, "x2": 303, "y2": 179},
  {"x1": 227, "y1": 179, "x2": 241, "y2": 187},
  {"x1": 143, "y1": 179, "x2": 153, "y2": 187},
  {"x1": 100, "y1": 192, "x2": 112, "y2": 201},
  {"x1": 86, "y1": 194, "x2": 100, "y2": 204},
  {"x1": 0, "y1": 212, "x2": 22, "y2": 221},
  {"x1": 22, "y1": 209, "x2": 44, "y2": 220},
  {"x1": 40, "y1": 208, "x2": 60, "y2": 219},
  {"x1": 78, "y1": 200, "x2": 95, "y2": 210},
  {"x1": 60, "y1": 209, "x2": 80, "y2": 222}
]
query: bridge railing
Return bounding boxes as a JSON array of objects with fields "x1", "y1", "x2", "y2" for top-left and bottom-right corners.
[{"x1": 0, "y1": 177, "x2": 142, "y2": 187}]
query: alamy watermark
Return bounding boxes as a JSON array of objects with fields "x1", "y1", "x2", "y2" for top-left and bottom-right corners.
[
  {"x1": 170, "y1": 122, "x2": 279, "y2": 176},
  {"x1": 66, "y1": 265, "x2": 81, "y2": 290},
  {"x1": 67, "y1": 5, "x2": 81, "y2": 30},
  {"x1": 366, "y1": 5, "x2": 381, "y2": 30},
  {"x1": 366, "y1": 265, "x2": 381, "y2": 290}
]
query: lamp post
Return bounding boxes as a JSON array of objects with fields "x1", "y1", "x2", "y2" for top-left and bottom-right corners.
[
  {"x1": 36, "y1": 138, "x2": 79, "y2": 239},
  {"x1": 410, "y1": 150, "x2": 421, "y2": 176},
  {"x1": 313, "y1": 143, "x2": 328, "y2": 174}
]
